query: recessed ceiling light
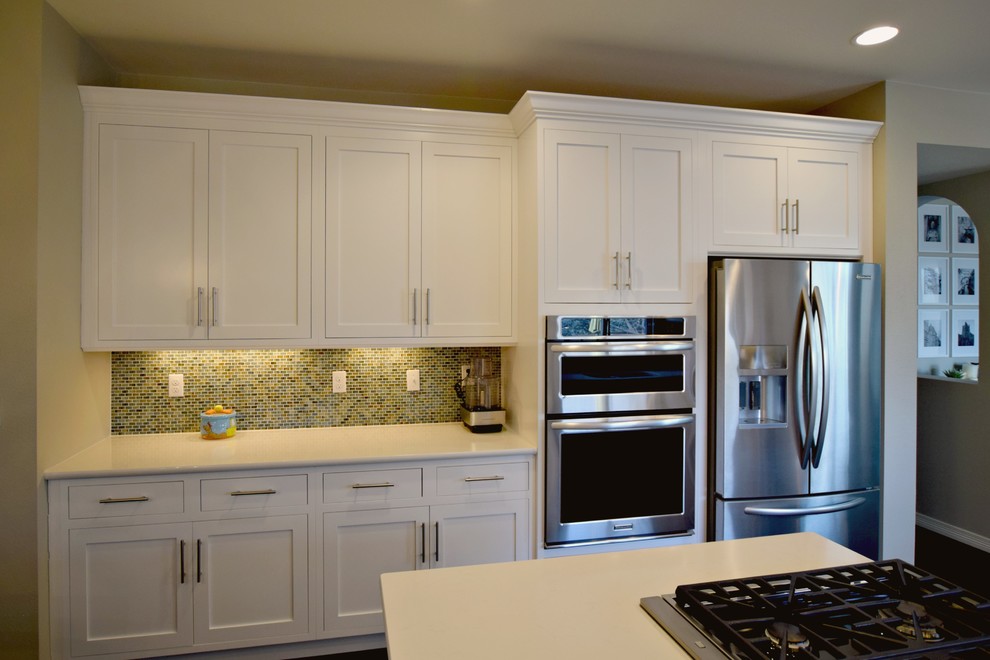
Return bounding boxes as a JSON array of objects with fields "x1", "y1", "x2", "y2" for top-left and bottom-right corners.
[{"x1": 854, "y1": 25, "x2": 899, "y2": 46}]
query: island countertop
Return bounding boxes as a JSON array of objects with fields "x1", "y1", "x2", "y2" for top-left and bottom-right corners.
[
  {"x1": 43, "y1": 422, "x2": 535, "y2": 479},
  {"x1": 381, "y1": 532, "x2": 868, "y2": 660}
]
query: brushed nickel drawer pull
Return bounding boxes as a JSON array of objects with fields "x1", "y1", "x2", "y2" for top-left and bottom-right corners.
[
  {"x1": 98, "y1": 496, "x2": 150, "y2": 504},
  {"x1": 229, "y1": 489, "x2": 277, "y2": 496},
  {"x1": 351, "y1": 482, "x2": 395, "y2": 489},
  {"x1": 463, "y1": 475, "x2": 505, "y2": 482}
]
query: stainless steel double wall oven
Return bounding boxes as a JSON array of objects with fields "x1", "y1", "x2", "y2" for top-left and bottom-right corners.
[{"x1": 545, "y1": 315, "x2": 697, "y2": 547}]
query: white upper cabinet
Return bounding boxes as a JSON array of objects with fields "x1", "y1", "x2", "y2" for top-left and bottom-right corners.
[
  {"x1": 86, "y1": 120, "x2": 312, "y2": 346},
  {"x1": 544, "y1": 129, "x2": 693, "y2": 304},
  {"x1": 712, "y1": 141, "x2": 860, "y2": 253},
  {"x1": 326, "y1": 138, "x2": 513, "y2": 340},
  {"x1": 325, "y1": 137, "x2": 422, "y2": 338},
  {"x1": 207, "y1": 131, "x2": 312, "y2": 340},
  {"x1": 80, "y1": 86, "x2": 516, "y2": 349},
  {"x1": 95, "y1": 124, "x2": 209, "y2": 342}
]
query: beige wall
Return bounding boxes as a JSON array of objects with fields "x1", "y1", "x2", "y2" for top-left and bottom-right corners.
[
  {"x1": 1, "y1": 2, "x2": 43, "y2": 655},
  {"x1": 0, "y1": 2, "x2": 113, "y2": 657},
  {"x1": 916, "y1": 171, "x2": 990, "y2": 538}
]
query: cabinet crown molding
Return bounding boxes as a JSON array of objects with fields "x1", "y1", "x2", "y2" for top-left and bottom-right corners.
[
  {"x1": 79, "y1": 85, "x2": 517, "y2": 139},
  {"x1": 509, "y1": 90, "x2": 882, "y2": 143}
]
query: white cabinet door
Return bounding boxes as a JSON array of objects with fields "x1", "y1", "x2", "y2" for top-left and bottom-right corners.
[
  {"x1": 325, "y1": 137, "x2": 422, "y2": 338},
  {"x1": 68, "y1": 523, "x2": 193, "y2": 656},
  {"x1": 193, "y1": 515, "x2": 310, "y2": 644},
  {"x1": 712, "y1": 142, "x2": 788, "y2": 248},
  {"x1": 712, "y1": 141, "x2": 861, "y2": 252},
  {"x1": 96, "y1": 124, "x2": 209, "y2": 341},
  {"x1": 431, "y1": 499, "x2": 529, "y2": 568},
  {"x1": 208, "y1": 131, "x2": 312, "y2": 339},
  {"x1": 545, "y1": 129, "x2": 622, "y2": 303},
  {"x1": 322, "y1": 507, "x2": 428, "y2": 635},
  {"x1": 787, "y1": 147, "x2": 859, "y2": 250},
  {"x1": 621, "y1": 134, "x2": 694, "y2": 303},
  {"x1": 422, "y1": 142, "x2": 513, "y2": 337}
]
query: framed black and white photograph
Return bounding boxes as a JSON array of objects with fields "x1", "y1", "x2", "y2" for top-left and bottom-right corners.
[
  {"x1": 952, "y1": 206, "x2": 978, "y2": 253},
  {"x1": 918, "y1": 256, "x2": 948, "y2": 305},
  {"x1": 918, "y1": 203, "x2": 949, "y2": 253},
  {"x1": 951, "y1": 257, "x2": 978, "y2": 305},
  {"x1": 951, "y1": 310, "x2": 979, "y2": 358},
  {"x1": 919, "y1": 309, "x2": 949, "y2": 358}
]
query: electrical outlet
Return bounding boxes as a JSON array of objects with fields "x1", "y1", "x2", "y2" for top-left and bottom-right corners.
[
  {"x1": 168, "y1": 374, "x2": 184, "y2": 398},
  {"x1": 406, "y1": 369, "x2": 420, "y2": 392},
  {"x1": 332, "y1": 370, "x2": 347, "y2": 393}
]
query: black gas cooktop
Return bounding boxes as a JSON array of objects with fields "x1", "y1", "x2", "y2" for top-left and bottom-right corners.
[{"x1": 641, "y1": 559, "x2": 990, "y2": 659}]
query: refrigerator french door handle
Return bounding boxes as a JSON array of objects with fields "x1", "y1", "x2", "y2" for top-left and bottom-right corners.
[
  {"x1": 743, "y1": 497, "x2": 866, "y2": 517},
  {"x1": 797, "y1": 289, "x2": 815, "y2": 469},
  {"x1": 811, "y1": 286, "x2": 831, "y2": 468}
]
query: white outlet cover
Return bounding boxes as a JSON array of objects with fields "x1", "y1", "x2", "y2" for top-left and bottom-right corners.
[
  {"x1": 332, "y1": 370, "x2": 347, "y2": 393},
  {"x1": 406, "y1": 369, "x2": 420, "y2": 391},
  {"x1": 168, "y1": 374, "x2": 184, "y2": 397}
]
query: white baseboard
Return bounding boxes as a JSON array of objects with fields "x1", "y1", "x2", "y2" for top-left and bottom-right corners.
[{"x1": 916, "y1": 513, "x2": 990, "y2": 554}]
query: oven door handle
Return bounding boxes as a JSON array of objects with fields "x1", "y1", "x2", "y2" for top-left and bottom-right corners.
[
  {"x1": 742, "y1": 497, "x2": 866, "y2": 517},
  {"x1": 550, "y1": 415, "x2": 694, "y2": 431},
  {"x1": 548, "y1": 341, "x2": 694, "y2": 353}
]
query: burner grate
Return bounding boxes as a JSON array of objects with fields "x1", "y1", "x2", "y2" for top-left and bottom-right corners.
[{"x1": 652, "y1": 559, "x2": 990, "y2": 659}]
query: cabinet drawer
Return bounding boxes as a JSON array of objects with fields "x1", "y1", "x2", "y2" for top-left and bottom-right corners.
[
  {"x1": 323, "y1": 468, "x2": 422, "y2": 504},
  {"x1": 200, "y1": 474, "x2": 308, "y2": 511},
  {"x1": 436, "y1": 462, "x2": 530, "y2": 496},
  {"x1": 68, "y1": 481, "x2": 184, "y2": 519}
]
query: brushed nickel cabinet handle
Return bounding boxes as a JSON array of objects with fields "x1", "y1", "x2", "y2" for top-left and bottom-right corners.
[
  {"x1": 612, "y1": 252, "x2": 620, "y2": 289},
  {"x1": 425, "y1": 288, "x2": 431, "y2": 326},
  {"x1": 780, "y1": 198, "x2": 789, "y2": 232},
  {"x1": 351, "y1": 482, "x2": 395, "y2": 489},
  {"x1": 98, "y1": 496, "x2": 150, "y2": 504},
  {"x1": 196, "y1": 287, "x2": 205, "y2": 326},
  {"x1": 412, "y1": 288, "x2": 417, "y2": 326},
  {"x1": 792, "y1": 199, "x2": 800, "y2": 234},
  {"x1": 229, "y1": 489, "x2": 277, "y2": 496},
  {"x1": 625, "y1": 252, "x2": 632, "y2": 290},
  {"x1": 211, "y1": 287, "x2": 219, "y2": 326},
  {"x1": 463, "y1": 475, "x2": 505, "y2": 482}
]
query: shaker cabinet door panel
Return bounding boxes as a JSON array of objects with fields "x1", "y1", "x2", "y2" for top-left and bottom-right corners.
[
  {"x1": 193, "y1": 515, "x2": 310, "y2": 644},
  {"x1": 621, "y1": 134, "x2": 694, "y2": 303},
  {"x1": 712, "y1": 142, "x2": 788, "y2": 248},
  {"x1": 325, "y1": 137, "x2": 422, "y2": 338},
  {"x1": 68, "y1": 523, "x2": 193, "y2": 656},
  {"x1": 422, "y1": 142, "x2": 513, "y2": 337},
  {"x1": 431, "y1": 499, "x2": 529, "y2": 569},
  {"x1": 96, "y1": 124, "x2": 209, "y2": 341},
  {"x1": 787, "y1": 148, "x2": 859, "y2": 250},
  {"x1": 208, "y1": 131, "x2": 312, "y2": 339}
]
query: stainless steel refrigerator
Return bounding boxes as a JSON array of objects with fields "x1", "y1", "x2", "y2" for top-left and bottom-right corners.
[{"x1": 708, "y1": 258, "x2": 882, "y2": 559}]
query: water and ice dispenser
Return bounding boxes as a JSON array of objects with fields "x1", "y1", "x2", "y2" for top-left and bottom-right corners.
[{"x1": 737, "y1": 345, "x2": 786, "y2": 427}]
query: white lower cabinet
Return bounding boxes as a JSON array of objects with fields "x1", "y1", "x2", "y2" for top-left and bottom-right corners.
[
  {"x1": 322, "y1": 499, "x2": 529, "y2": 636},
  {"x1": 50, "y1": 455, "x2": 533, "y2": 659},
  {"x1": 66, "y1": 515, "x2": 309, "y2": 657}
]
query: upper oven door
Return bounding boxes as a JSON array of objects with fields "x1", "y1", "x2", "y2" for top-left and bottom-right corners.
[{"x1": 547, "y1": 340, "x2": 696, "y2": 416}]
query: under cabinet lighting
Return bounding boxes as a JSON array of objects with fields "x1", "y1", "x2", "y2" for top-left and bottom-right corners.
[{"x1": 854, "y1": 25, "x2": 899, "y2": 46}]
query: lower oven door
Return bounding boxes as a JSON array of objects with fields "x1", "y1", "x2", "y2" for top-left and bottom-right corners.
[{"x1": 545, "y1": 414, "x2": 695, "y2": 547}]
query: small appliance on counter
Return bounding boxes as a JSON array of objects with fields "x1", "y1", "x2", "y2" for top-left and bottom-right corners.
[
  {"x1": 200, "y1": 405, "x2": 236, "y2": 439},
  {"x1": 455, "y1": 357, "x2": 505, "y2": 433}
]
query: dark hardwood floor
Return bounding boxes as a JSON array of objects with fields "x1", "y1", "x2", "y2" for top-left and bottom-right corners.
[{"x1": 914, "y1": 525, "x2": 990, "y2": 598}]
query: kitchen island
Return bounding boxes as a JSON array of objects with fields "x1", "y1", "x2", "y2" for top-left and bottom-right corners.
[{"x1": 381, "y1": 532, "x2": 867, "y2": 660}]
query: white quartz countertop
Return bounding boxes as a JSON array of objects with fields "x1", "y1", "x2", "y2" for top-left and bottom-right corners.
[
  {"x1": 44, "y1": 423, "x2": 535, "y2": 479},
  {"x1": 381, "y1": 532, "x2": 868, "y2": 660}
]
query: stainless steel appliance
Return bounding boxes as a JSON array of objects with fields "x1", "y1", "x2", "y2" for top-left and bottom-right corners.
[
  {"x1": 640, "y1": 559, "x2": 990, "y2": 658},
  {"x1": 709, "y1": 258, "x2": 882, "y2": 558},
  {"x1": 545, "y1": 315, "x2": 696, "y2": 547}
]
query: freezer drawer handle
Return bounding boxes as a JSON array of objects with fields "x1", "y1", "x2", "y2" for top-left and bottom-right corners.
[{"x1": 743, "y1": 497, "x2": 866, "y2": 517}]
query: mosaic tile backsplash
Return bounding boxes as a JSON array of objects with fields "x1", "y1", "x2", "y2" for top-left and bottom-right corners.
[{"x1": 111, "y1": 348, "x2": 501, "y2": 435}]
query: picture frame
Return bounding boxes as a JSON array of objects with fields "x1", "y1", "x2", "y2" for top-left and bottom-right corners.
[
  {"x1": 918, "y1": 256, "x2": 949, "y2": 305},
  {"x1": 951, "y1": 309, "x2": 979, "y2": 358},
  {"x1": 918, "y1": 309, "x2": 950, "y2": 358},
  {"x1": 918, "y1": 203, "x2": 949, "y2": 253},
  {"x1": 951, "y1": 206, "x2": 978, "y2": 253},
  {"x1": 951, "y1": 257, "x2": 979, "y2": 305}
]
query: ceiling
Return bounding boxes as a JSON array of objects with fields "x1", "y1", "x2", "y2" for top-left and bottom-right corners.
[
  {"x1": 46, "y1": 0, "x2": 990, "y2": 115},
  {"x1": 46, "y1": 0, "x2": 990, "y2": 182}
]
